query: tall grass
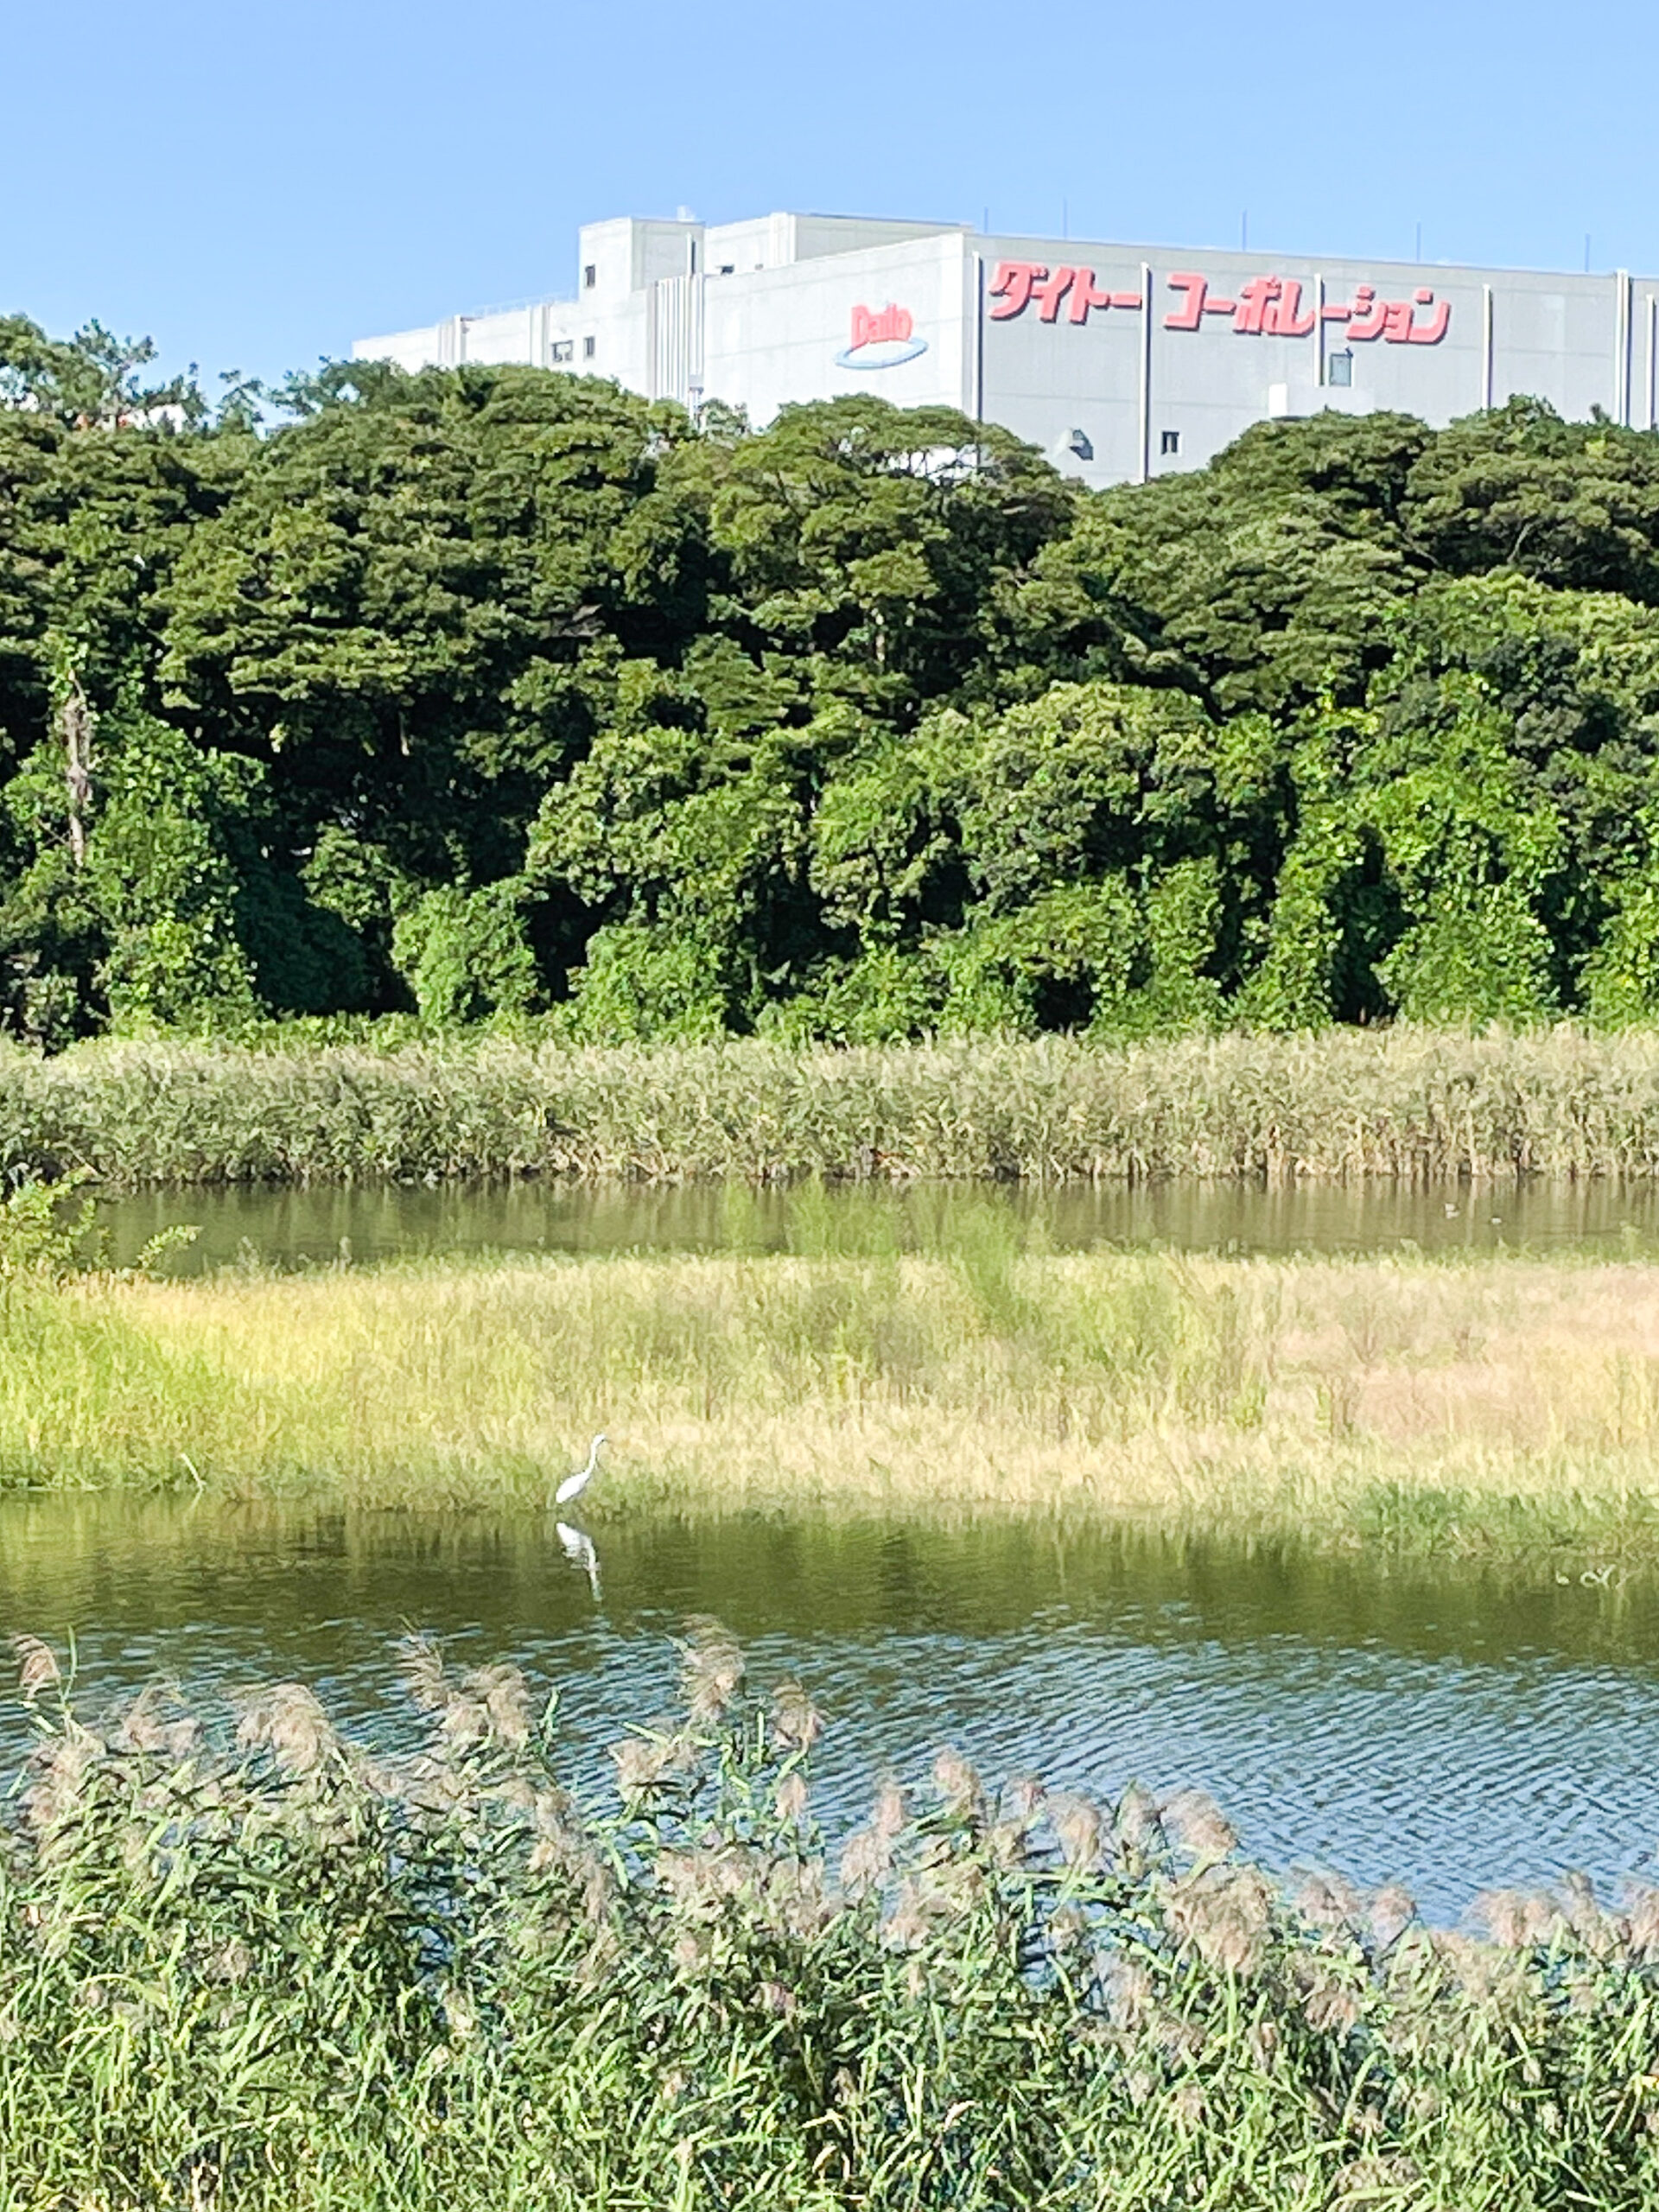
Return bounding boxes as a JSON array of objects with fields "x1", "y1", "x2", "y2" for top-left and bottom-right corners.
[
  {"x1": 9, "y1": 1241, "x2": 1659, "y2": 1554},
  {"x1": 12, "y1": 1025, "x2": 1659, "y2": 1185},
  {"x1": 3, "y1": 1627, "x2": 1658, "y2": 2209}
]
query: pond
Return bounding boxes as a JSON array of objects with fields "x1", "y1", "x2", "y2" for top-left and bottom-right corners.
[
  {"x1": 3, "y1": 1494, "x2": 1655, "y2": 1927},
  {"x1": 89, "y1": 1172, "x2": 1659, "y2": 1272}
]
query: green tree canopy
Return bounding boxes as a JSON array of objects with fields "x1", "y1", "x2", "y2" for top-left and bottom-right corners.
[{"x1": 5, "y1": 319, "x2": 1659, "y2": 1042}]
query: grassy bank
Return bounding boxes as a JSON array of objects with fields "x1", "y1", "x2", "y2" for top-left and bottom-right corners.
[
  {"x1": 9, "y1": 1241, "x2": 1659, "y2": 1556},
  {"x1": 4, "y1": 1630, "x2": 1657, "y2": 2210},
  {"x1": 12, "y1": 1026, "x2": 1659, "y2": 1187}
]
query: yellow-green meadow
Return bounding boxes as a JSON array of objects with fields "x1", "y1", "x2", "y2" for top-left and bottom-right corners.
[{"x1": 8, "y1": 1238, "x2": 1659, "y2": 1557}]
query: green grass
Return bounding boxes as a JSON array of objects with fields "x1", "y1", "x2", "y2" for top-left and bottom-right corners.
[
  {"x1": 7, "y1": 1235, "x2": 1659, "y2": 1560},
  {"x1": 2, "y1": 1628, "x2": 1656, "y2": 2210},
  {"x1": 12, "y1": 1024, "x2": 1659, "y2": 1185}
]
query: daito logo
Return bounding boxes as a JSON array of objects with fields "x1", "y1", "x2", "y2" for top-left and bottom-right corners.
[{"x1": 835, "y1": 302, "x2": 928, "y2": 370}]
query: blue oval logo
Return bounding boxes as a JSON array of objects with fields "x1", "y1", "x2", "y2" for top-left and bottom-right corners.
[
  {"x1": 835, "y1": 335, "x2": 929, "y2": 370},
  {"x1": 836, "y1": 305, "x2": 927, "y2": 372}
]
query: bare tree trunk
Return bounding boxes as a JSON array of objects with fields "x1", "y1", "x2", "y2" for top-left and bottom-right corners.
[{"x1": 62, "y1": 675, "x2": 93, "y2": 867}]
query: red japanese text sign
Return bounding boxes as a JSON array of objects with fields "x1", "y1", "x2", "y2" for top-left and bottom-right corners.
[
  {"x1": 1165, "y1": 272, "x2": 1449, "y2": 344},
  {"x1": 987, "y1": 259, "x2": 1451, "y2": 345},
  {"x1": 988, "y1": 263, "x2": 1144, "y2": 322}
]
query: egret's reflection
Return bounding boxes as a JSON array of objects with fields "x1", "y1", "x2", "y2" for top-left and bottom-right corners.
[{"x1": 555, "y1": 1520, "x2": 601, "y2": 1601}]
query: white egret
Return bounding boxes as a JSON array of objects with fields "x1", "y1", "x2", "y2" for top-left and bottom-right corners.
[{"x1": 555, "y1": 1433, "x2": 607, "y2": 1509}]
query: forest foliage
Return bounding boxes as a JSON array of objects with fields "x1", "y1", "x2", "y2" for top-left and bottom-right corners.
[{"x1": 10, "y1": 313, "x2": 1659, "y2": 1044}]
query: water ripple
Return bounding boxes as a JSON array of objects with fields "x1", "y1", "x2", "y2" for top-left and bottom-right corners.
[{"x1": 2, "y1": 1497, "x2": 1656, "y2": 1923}]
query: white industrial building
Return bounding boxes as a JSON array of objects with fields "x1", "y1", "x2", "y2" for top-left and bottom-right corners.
[{"x1": 354, "y1": 211, "x2": 1659, "y2": 487}]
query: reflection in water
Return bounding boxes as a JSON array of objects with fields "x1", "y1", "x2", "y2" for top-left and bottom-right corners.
[
  {"x1": 555, "y1": 1519, "x2": 601, "y2": 1601},
  {"x1": 92, "y1": 1175, "x2": 1659, "y2": 1275},
  {"x1": 1, "y1": 1493, "x2": 1656, "y2": 1924}
]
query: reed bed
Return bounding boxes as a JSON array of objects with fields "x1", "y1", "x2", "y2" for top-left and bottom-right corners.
[
  {"x1": 11, "y1": 1026, "x2": 1659, "y2": 1187},
  {"x1": 3, "y1": 1626, "x2": 1657, "y2": 2210},
  {"x1": 8, "y1": 1241, "x2": 1659, "y2": 1554}
]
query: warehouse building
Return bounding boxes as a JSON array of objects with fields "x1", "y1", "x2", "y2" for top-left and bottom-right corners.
[{"x1": 353, "y1": 211, "x2": 1659, "y2": 486}]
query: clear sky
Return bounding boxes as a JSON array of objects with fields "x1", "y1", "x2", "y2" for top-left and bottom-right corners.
[{"x1": 6, "y1": 0, "x2": 1653, "y2": 391}]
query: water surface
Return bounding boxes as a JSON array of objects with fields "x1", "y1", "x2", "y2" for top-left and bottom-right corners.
[
  {"x1": 3, "y1": 1495, "x2": 1654, "y2": 1927},
  {"x1": 33, "y1": 1179, "x2": 1659, "y2": 1924},
  {"x1": 93, "y1": 1174, "x2": 1659, "y2": 1274}
]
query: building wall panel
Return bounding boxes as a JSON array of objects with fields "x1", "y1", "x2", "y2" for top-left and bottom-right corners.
[{"x1": 353, "y1": 213, "x2": 1659, "y2": 485}]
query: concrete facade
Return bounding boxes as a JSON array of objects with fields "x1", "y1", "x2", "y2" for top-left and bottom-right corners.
[{"x1": 353, "y1": 212, "x2": 1659, "y2": 487}]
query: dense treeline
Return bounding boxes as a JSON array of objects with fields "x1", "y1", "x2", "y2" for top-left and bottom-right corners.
[{"x1": 10, "y1": 313, "x2": 1659, "y2": 1044}]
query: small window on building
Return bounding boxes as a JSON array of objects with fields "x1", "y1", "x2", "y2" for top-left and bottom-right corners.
[
  {"x1": 582, "y1": 263, "x2": 597, "y2": 289},
  {"x1": 1326, "y1": 349, "x2": 1352, "y2": 387},
  {"x1": 582, "y1": 335, "x2": 596, "y2": 359},
  {"x1": 718, "y1": 263, "x2": 734, "y2": 275},
  {"x1": 689, "y1": 241, "x2": 697, "y2": 273},
  {"x1": 1160, "y1": 429, "x2": 1181, "y2": 455},
  {"x1": 550, "y1": 340, "x2": 574, "y2": 363}
]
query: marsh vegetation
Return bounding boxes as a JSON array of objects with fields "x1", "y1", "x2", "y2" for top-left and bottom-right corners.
[
  {"x1": 4, "y1": 1211, "x2": 1659, "y2": 1557},
  {"x1": 14, "y1": 1026, "x2": 1659, "y2": 1188},
  {"x1": 3, "y1": 1625, "x2": 1657, "y2": 2209}
]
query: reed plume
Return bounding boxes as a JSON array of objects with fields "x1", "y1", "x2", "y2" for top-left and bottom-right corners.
[{"x1": 0, "y1": 1633, "x2": 1655, "y2": 2209}]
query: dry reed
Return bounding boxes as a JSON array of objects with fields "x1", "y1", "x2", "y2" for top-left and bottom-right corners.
[
  {"x1": 11, "y1": 1024, "x2": 1659, "y2": 1185},
  {"x1": 3, "y1": 1634, "x2": 1658, "y2": 2209}
]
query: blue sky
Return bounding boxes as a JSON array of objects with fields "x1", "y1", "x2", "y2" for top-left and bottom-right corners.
[{"x1": 6, "y1": 0, "x2": 1653, "y2": 391}]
